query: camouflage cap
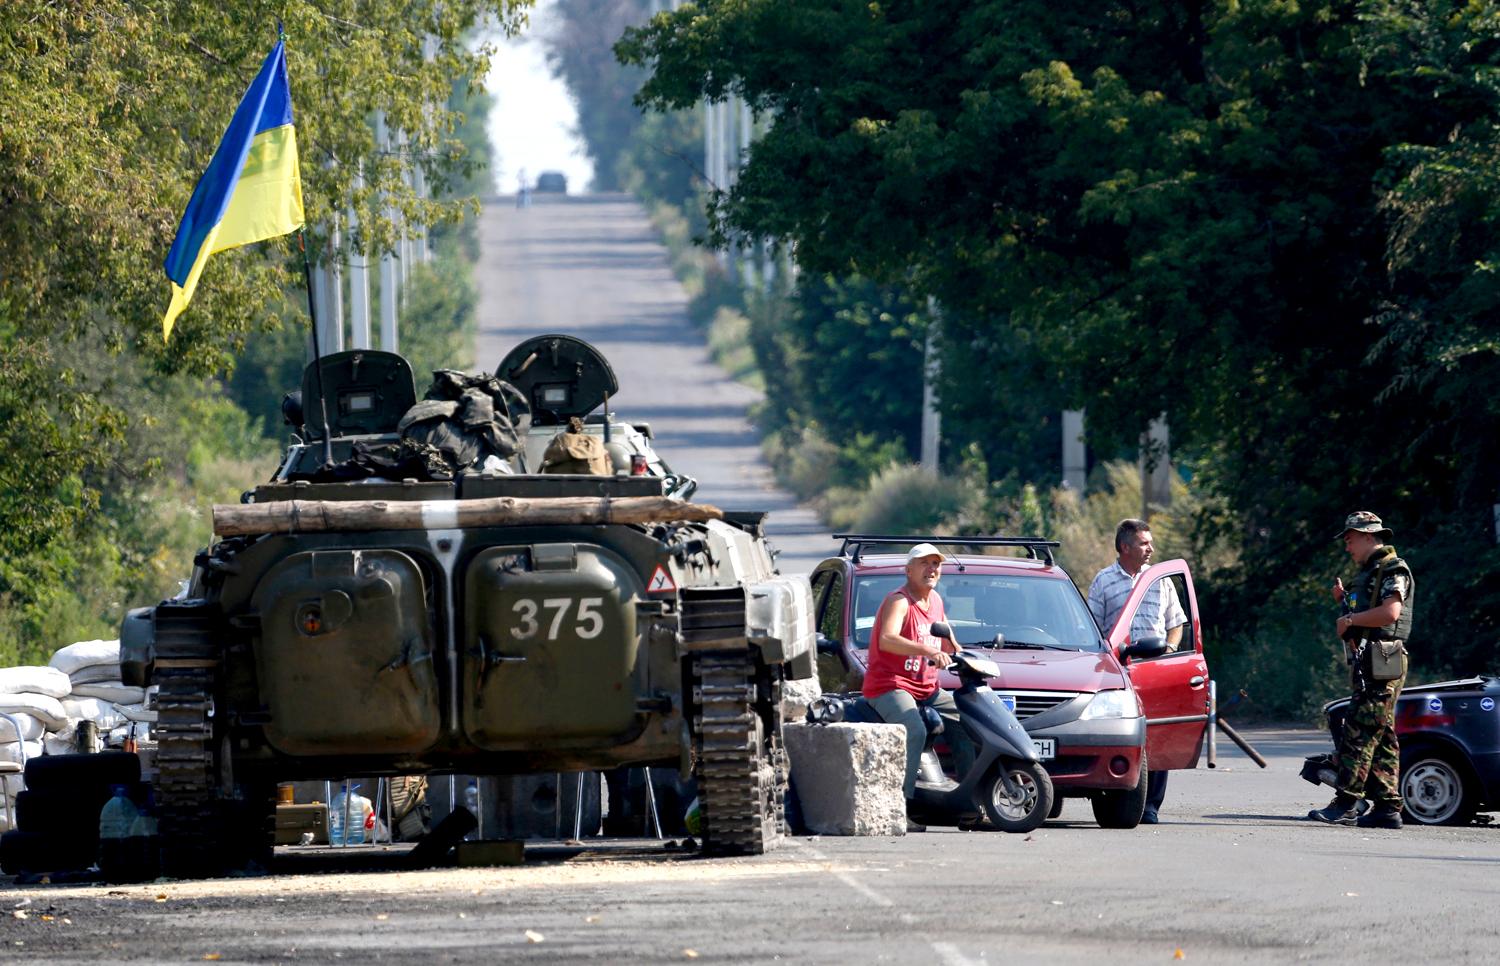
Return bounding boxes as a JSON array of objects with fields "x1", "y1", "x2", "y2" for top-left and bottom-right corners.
[{"x1": 1339, "y1": 511, "x2": 1393, "y2": 540}]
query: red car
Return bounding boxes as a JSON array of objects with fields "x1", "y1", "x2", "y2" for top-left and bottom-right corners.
[{"x1": 812, "y1": 534, "x2": 1212, "y2": 828}]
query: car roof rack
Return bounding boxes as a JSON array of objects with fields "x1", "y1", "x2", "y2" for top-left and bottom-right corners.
[{"x1": 832, "y1": 533, "x2": 1060, "y2": 566}]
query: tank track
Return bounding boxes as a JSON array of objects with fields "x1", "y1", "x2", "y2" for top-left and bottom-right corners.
[
  {"x1": 693, "y1": 652, "x2": 784, "y2": 855},
  {"x1": 153, "y1": 601, "x2": 222, "y2": 878}
]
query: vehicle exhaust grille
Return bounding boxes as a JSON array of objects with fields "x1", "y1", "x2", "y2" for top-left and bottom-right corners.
[{"x1": 680, "y1": 586, "x2": 748, "y2": 649}]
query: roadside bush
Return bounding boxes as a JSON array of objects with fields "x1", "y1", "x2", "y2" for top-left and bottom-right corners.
[
  {"x1": 839, "y1": 463, "x2": 980, "y2": 534},
  {"x1": 706, "y1": 306, "x2": 758, "y2": 385}
]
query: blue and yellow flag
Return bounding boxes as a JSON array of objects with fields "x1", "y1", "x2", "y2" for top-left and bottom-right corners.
[{"x1": 162, "y1": 38, "x2": 305, "y2": 340}]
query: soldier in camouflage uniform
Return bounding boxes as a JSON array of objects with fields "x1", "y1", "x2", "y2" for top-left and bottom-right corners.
[{"x1": 1309, "y1": 511, "x2": 1414, "y2": 830}]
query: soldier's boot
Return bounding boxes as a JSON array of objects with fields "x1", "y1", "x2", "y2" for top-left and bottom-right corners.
[
  {"x1": 1355, "y1": 804, "x2": 1403, "y2": 830},
  {"x1": 1307, "y1": 793, "x2": 1360, "y2": 824}
]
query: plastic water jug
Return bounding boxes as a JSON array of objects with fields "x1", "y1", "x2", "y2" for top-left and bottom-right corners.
[
  {"x1": 127, "y1": 809, "x2": 160, "y2": 881},
  {"x1": 98, "y1": 786, "x2": 140, "y2": 880},
  {"x1": 329, "y1": 785, "x2": 372, "y2": 845}
]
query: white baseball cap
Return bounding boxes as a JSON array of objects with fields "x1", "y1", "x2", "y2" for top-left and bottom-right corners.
[{"x1": 906, "y1": 543, "x2": 946, "y2": 564}]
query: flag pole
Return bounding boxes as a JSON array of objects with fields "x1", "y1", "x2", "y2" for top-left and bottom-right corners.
[
  {"x1": 298, "y1": 230, "x2": 336, "y2": 466},
  {"x1": 279, "y1": 24, "x2": 332, "y2": 467}
]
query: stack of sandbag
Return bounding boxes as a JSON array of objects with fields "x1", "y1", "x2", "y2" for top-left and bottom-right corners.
[
  {"x1": 0, "y1": 666, "x2": 70, "y2": 831},
  {"x1": 48, "y1": 640, "x2": 154, "y2": 754}
]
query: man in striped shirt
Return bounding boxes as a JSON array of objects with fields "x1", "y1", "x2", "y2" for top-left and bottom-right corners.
[{"x1": 1087, "y1": 518, "x2": 1186, "y2": 824}]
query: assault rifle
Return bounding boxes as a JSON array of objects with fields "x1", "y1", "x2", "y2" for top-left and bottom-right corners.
[{"x1": 1339, "y1": 584, "x2": 1367, "y2": 692}]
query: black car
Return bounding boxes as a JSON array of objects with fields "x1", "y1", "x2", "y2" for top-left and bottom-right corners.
[
  {"x1": 534, "y1": 170, "x2": 568, "y2": 193},
  {"x1": 1321, "y1": 677, "x2": 1500, "y2": 825}
]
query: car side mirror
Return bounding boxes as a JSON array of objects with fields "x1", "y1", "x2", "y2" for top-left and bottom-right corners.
[
  {"x1": 1120, "y1": 636, "x2": 1168, "y2": 661},
  {"x1": 929, "y1": 621, "x2": 952, "y2": 640},
  {"x1": 815, "y1": 632, "x2": 838, "y2": 655}
]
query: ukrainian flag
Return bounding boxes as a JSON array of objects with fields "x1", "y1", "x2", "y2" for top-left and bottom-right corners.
[{"x1": 162, "y1": 38, "x2": 305, "y2": 340}]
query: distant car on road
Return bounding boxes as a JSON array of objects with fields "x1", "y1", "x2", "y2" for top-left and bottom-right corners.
[
  {"x1": 812, "y1": 534, "x2": 1212, "y2": 828},
  {"x1": 534, "y1": 171, "x2": 568, "y2": 194},
  {"x1": 1320, "y1": 676, "x2": 1500, "y2": 825}
]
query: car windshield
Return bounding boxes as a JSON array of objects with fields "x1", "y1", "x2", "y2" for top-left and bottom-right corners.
[{"x1": 851, "y1": 572, "x2": 1102, "y2": 651}]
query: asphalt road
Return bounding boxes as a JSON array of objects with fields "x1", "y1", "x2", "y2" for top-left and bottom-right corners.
[
  {"x1": 8, "y1": 197, "x2": 1494, "y2": 962},
  {"x1": 474, "y1": 193, "x2": 836, "y2": 575},
  {"x1": 5, "y1": 727, "x2": 1498, "y2": 963}
]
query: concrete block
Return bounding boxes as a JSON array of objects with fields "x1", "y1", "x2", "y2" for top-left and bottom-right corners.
[
  {"x1": 784, "y1": 722, "x2": 906, "y2": 836},
  {"x1": 781, "y1": 676, "x2": 823, "y2": 723}
]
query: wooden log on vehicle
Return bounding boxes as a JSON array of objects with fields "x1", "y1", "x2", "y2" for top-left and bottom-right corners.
[{"x1": 213, "y1": 495, "x2": 723, "y2": 536}]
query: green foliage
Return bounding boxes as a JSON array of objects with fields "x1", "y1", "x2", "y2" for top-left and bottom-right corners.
[
  {"x1": 402, "y1": 237, "x2": 481, "y2": 385},
  {"x1": 0, "y1": 4, "x2": 519, "y2": 659},
  {"x1": 617, "y1": 109, "x2": 703, "y2": 208},
  {"x1": 840, "y1": 463, "x2": 982, "y2": 534},
  {"x1": 619, "y1": 0, "x2": 1500, "y2": 712},
  {"x1": 545, "y1": 0, "x2": 653, "y2": 191}
]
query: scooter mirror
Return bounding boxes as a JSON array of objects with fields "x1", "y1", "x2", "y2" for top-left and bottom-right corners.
[
  {"x1": 991, "y1": 632, "x2": 1005, "y2": 647},
  {"x1": 930, "y1": 621, "x2": 953, "y2": 639}
]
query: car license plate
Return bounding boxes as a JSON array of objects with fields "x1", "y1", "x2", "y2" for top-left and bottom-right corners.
[
  {"x1": 1032, "y1": 738, "x2": 1056, "y2": 761},
  {"x1": 999, "y1": 694, "x2": 1016, "y2": 712}
]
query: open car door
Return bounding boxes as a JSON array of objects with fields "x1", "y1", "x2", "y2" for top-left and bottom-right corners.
[{"x1": 1106, "y1": 559, "x2": 1211, "y2": 770}]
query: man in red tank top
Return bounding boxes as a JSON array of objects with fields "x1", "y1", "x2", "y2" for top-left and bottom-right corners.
[{"x1": 863, "y1": 544, "x2": 974, "y2": 809}]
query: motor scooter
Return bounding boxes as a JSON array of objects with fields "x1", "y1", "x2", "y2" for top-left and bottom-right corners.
[{"x1": 807, "y1": 621, "x2": 1054, "y2": 832}]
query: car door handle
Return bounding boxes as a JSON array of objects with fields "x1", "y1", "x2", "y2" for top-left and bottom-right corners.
[{"x1": 1189, "y1": 675, "x2": 1205, "y2": 687}]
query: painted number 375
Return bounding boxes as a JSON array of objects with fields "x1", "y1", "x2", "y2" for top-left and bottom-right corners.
[{"x1": 511, "y1": 597, "x2": 606, "y2": 641}]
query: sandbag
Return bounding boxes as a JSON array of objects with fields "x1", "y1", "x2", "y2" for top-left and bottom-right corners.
[
  {"x1": 0, "y1": 713, "x2": 43, "y2": 742},
  {"x1": 48, "y1": 639, "x2": 120, "y2": 676},
  {"x1": 0, "y1": 694, "x2": 68, "y2": 731},
  {"x1": 61, "y1": 697, "x2": 124, "y2": 732},
  {"x1": 70, "y1": 683, "x2": 146, "y2": 705},
  {"x1": 0, "y1": 740, "x2": 43, "y2": 765},
  {"x1": 43, "y1": 732, "x2": 75, "y2": 757},
  {"x1": 0, "y1": 666, "x2": 71, "y2": 699},
  {"x1": 68, "y1": 664, "x2": 123, "y2": 686}
]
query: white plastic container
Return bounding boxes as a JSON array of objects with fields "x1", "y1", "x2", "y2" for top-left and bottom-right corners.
[
  {"x1": 98, "y1": 786, "x2": 141, "y2": 879},
  {"x1": 329, "y1": 785, "x2": 373, "y2": 846}
]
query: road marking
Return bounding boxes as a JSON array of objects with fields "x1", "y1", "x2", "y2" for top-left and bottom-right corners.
[
  {"x1": 931, "y1": 941, "x2": 982, "y2": 966},
  {"x1": 789, "y1": 842, "x2": 892, "y2": 907},
  {"x1": 791, "y1": 841, "x2": 980, "y2": 963}
]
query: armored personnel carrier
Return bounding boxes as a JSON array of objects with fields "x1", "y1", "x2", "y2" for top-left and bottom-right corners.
[{"x1": 121, "y1": 335, "x2": 816, "y2": 875}]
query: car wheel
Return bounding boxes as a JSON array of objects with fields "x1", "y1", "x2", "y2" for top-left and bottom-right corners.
[
  {"x1": 1090, "y1": 749, "x2": 1148, "y2": 829},
  {"x1": 981, "y1": 760, "x2": 1053, "y2": 833},
  {"x1": 1401, "y1": 750, "x2": 1477, "y2": 826}
]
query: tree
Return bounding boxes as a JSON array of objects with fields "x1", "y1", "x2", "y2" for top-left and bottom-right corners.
[
  {"x1": 620, "y1": 0, "x2": 1500, "y2": 678},
  {"x1": 545, "y1": 0, "x2": 654, "y2": 191},
  {"x1": 0, "y1": 1, "x2": 530, "y2": 656}
]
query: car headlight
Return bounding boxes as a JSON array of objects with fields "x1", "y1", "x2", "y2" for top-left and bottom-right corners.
[{"x1": 1080, "y1": 689, "x2": 1140, "y2": 720}]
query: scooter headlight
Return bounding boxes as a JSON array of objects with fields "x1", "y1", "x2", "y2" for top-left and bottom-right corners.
[{"x1": 1080, "y1": 689, "x2": 1140, "y2": 720}]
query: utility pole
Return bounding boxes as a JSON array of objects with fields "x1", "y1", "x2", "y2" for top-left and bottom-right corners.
[
  {"x1": 312, "y1": 218, "x2": 344, "y2": 356},
  {"x1": 374, "y1": 111, "x2": 400, "y2": 353},
  {"x1": 920, "y1": 298, "x2": 942, "y2": 474},
  {"x1": 347, "y1": 170, "x2": 371, "y2": 349},
  {"x1": 1140, "y1": 415, "x2": 1172, "y2": 520},
  {"x1": 1062, "y1": 409, "x2": 1087, "y2": 492}
]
